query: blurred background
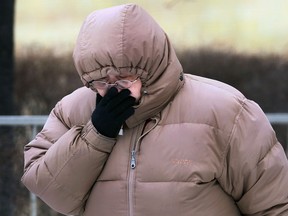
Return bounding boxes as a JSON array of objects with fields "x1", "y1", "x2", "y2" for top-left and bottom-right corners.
[
  {"x1": 0, "y1": 0, "x2": 288, "y2": 215},
  {"x1": 15, "y1": 0, "x2": 288, "y2": 55}
]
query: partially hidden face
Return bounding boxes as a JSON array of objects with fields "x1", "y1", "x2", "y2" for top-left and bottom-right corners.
[{"x1": 88, "y1": 70, "x2": 142, "y2": 102}]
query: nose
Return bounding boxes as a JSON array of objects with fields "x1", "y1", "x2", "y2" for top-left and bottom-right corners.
[{"x1": 106, "y1": 83, "x2": 121, "y2": 92}]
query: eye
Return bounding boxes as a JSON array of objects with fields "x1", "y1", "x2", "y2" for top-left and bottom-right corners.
[
  {"x1": 99, "y1": 77, "x2": 108, "y2": 82},
  {"x1": 114, "y1": 80, "x2": 125, "y2": 88},
  {"x1": 118, "y1": 75, "x2": 129, "y2": 80}
]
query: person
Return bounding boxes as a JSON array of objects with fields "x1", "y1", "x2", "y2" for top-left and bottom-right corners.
[{"x1": 21, "y1": 3, "x2": 288, "y2": 216}]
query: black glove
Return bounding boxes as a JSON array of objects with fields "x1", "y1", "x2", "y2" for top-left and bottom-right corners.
[{"x1": 91, "y1": 87, "x2": 136, "y2": 138}]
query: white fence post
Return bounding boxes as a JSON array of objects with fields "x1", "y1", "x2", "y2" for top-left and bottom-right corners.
[{"x1": 30, "y1": 125, "x2": 38, "y2": 216}]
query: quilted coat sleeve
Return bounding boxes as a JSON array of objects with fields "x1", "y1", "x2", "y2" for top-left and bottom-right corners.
[
  {"x1": 218, "y1": 99, "x2": 288, "y2": 215},
  {"x1": 21, "y1": 99, "x2": 116, "y2": 215}
]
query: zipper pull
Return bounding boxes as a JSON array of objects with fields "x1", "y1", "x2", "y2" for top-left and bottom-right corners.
[{"x1": 131, "y1": 150, "x2": 136, "y2": 169}]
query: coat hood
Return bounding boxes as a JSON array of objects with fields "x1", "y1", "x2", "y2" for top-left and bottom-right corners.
[{"x1": 73, "y1": 4, "x2": 184, "y2": 128}]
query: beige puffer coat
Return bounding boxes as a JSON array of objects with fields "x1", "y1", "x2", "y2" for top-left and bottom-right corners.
[{"x1": 22, "y1": 4, "x2": 288, "y2": 216}]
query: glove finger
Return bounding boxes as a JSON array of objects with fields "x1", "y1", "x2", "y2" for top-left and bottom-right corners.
[
  {"x1": 116, "y1": 107, "x2": 135, "y2": 123},
  {"x1": 112, "y1": 96, "x2": 136, "y2": 116},
  {"x1": 100, "y1": 87, "x2": 119, "y2": 106},
  {"x1": 106, "y1": 89, "x2": 132, "y2": 111},
  {"x1": 96, "y1": 94, "x2": 103, "y2": 105}
]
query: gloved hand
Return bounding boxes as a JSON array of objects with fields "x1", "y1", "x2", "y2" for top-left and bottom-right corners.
[{"x1": 91, "y1": 87, "x2": 136, "y2": 138}]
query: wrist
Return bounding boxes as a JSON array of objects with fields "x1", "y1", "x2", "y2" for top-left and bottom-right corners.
[{"x1": 82, "y1": 121, "x2": 116, "y2": 152}]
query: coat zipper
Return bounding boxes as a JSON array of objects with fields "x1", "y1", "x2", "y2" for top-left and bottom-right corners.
[
  {"x1": 128, "y1": 118, "x2": 159, "y2": 216},
  {"x1": 131, "y1": 150, "x2": 136, "y2": 169},
  {"x1": 128, "y1": 125, "x2": 142, "y2": 216}
]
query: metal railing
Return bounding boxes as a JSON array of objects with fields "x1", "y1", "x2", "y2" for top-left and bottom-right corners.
[
  {"x1": 0, "y1": 114, "x2": 288, "y2": 216},
  {"x1": 0, "y1": 115, "x2": 47, "y2": 216}
]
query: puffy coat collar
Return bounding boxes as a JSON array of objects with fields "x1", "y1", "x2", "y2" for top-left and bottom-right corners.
[{"x1": 73, "y1": 4, "x2": 184, "y2": 128}]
